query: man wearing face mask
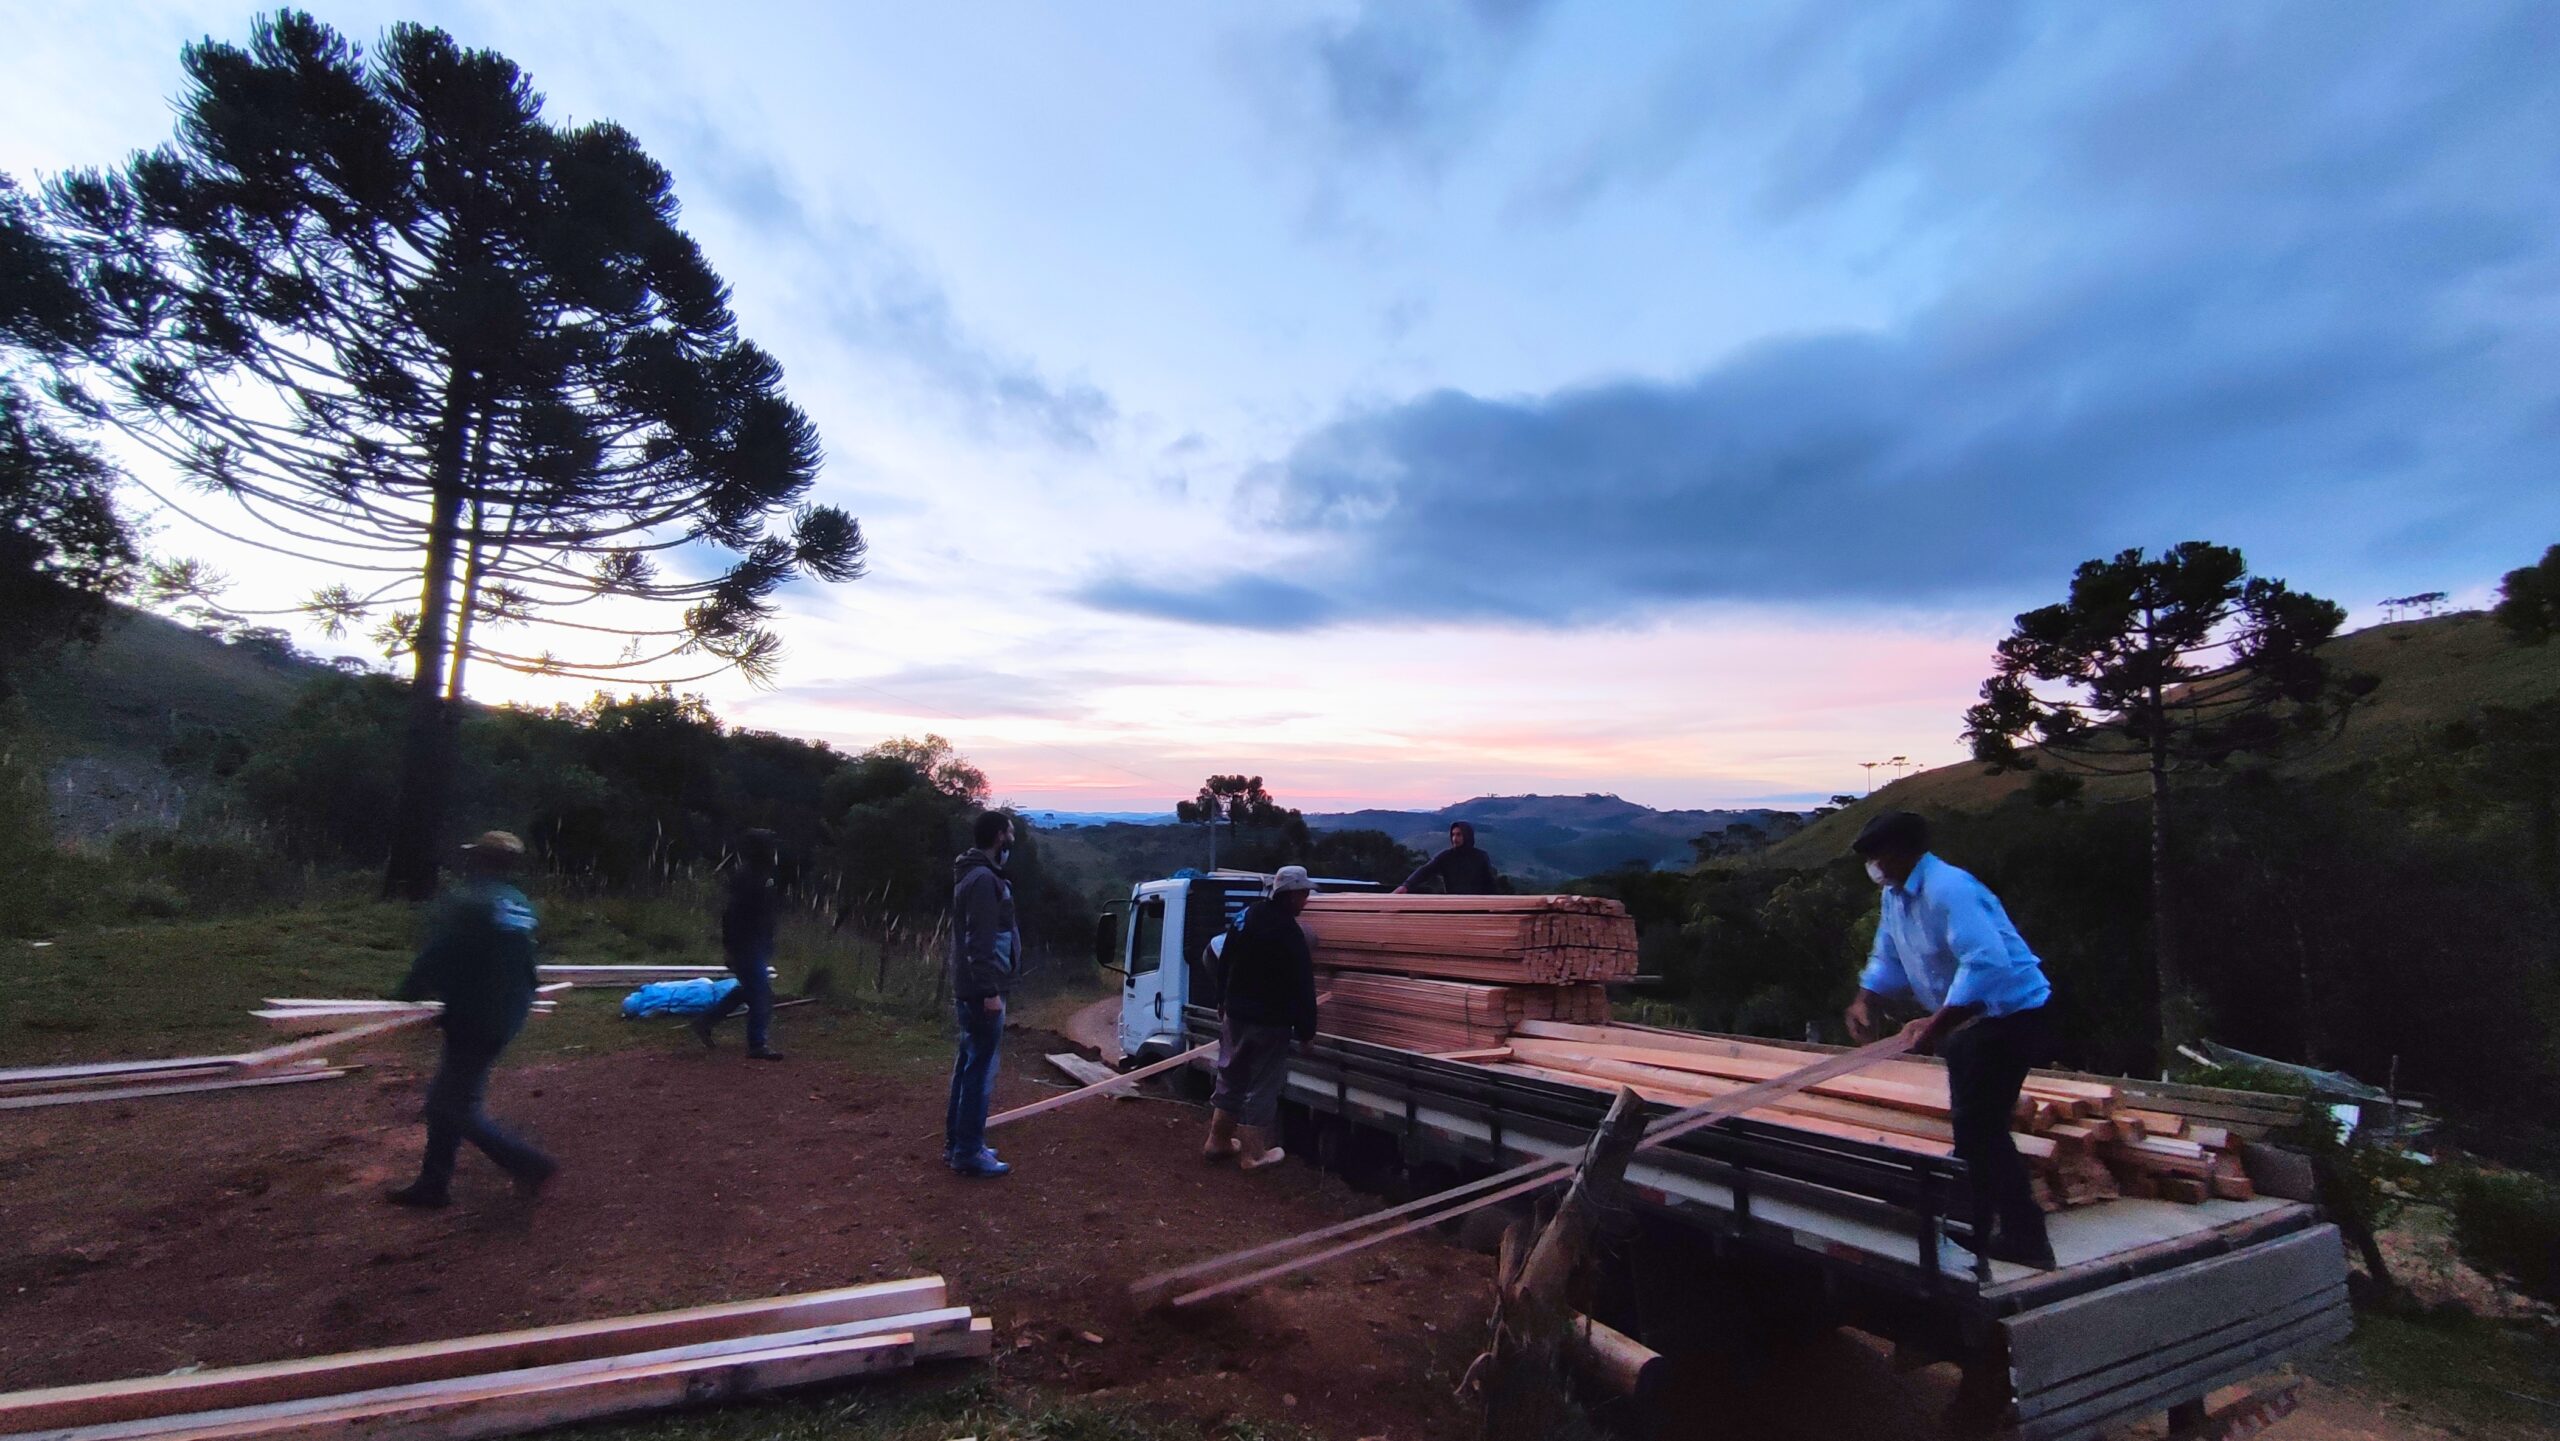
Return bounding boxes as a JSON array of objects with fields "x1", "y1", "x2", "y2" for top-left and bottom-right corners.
[
  {"x1": 945, "y1": 812, "x2": 1022, "y2": 1178},
  {"x1": 1844, "y1": 811, "x2": 2058, "y2": 1270}
]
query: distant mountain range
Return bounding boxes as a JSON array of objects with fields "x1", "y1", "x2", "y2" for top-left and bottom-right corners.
[{"x1": 1304, "y1": 793, "x2": 1799, "y2": 881}]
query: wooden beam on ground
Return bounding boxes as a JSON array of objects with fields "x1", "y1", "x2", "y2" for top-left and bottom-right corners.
[
  {"x1": 0, "y1": 1277, "x2": 950, "y2": 1434},
  {"x1": 84, "y1": 1334, "x2": 925, "y2": 1441},
  {"x1": 234, "y1": 1012, "x2": 438, "y2": 1073},
  {"x1": 1564, "y1": 1314, "x2": 1662, "y2": 1400},
  {"x1": 1045, "y1": 1053, "x2": 1122, "y2": 1090},
  {"x1": 39, "y1": 1310, "x2": 987, "y2": 1441},
  {"x1": 0, "y1": 1056, "x2": 251, "y2": 1086},
  {"x1": 987, "y1": 1041, "x2": 1215, "y2": 1130},
  {"x1": 0, "y1": 1067, "x2": 348, "y2": 1112}
]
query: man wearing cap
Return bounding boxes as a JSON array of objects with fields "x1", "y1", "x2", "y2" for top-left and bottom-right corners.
[
  {"x1": 1203, "y1": 866, "x2": 1321, "y2": 1171},
  {"x1": 386, "y1": 831, "x2": 557, "y2": 1208},
  {"x1": 1845, "y1": 811, "x2": 2058, "y2": 1269}
]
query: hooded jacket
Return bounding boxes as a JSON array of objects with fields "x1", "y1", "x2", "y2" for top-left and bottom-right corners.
[
  {"x1": 1220, "y1": 899, "x2": 1319, "y2": 1041},
  {"x1": 949, "y1": 848, "x2": 1020, "y2": 1001},
  {"x1": 1401, "y1": 823, "x2": 1499, "y2": 895},
  {"x1": 395, "y1": 878, "x2": 539, "y2": 1049}
]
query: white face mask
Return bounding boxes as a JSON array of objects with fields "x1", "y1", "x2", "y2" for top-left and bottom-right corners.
[{"x1": 1865, "y1": 859, "x2": 1891, "y2": 888}]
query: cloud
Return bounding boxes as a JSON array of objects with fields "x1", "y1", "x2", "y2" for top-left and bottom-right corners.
[
  {"x1": 1086, "y1": 1, "x2": 2560, "y2": 631},
  {"x1": 655, "y1": 107, "x2": 1115, "y2": 451},
  {"x1": 1255, "y1": 0, "x2": 1554, "y2": 182},
  {"x1": 780, "y1": 663, "x2": 1142, "y2": 722}
]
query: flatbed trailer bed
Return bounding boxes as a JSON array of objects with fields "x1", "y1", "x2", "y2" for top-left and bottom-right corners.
[{"x1": 1165, "y1": 1006, "x2": 2349, "y2": 1440}]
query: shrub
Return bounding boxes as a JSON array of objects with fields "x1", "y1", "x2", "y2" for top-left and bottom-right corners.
[{"x1": 2447, "y1": 1168, "x2": 2560, "y2": 1304}]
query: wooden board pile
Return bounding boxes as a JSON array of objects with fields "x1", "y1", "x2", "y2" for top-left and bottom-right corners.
[
  {"x1": 1293, "y1": 894, "x2": 1632, "y2": 1054},
  {"x1": 0, "y1": 1275, "x2": 988, "y2": 1441},
  {"x1": 1301, "y1": 894, "x2": 1638, "y2": 985},
  {"x1": 1473, "y1": 1021, "x2": 2256, "y2": 1212}
]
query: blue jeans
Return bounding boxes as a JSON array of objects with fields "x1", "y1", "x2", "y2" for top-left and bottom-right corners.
[
  {"x1": 418, "y1": 1038, "x2": 551, "y2": 1192},
  {"x1": 944, "y1": 996, "x2": 1005, "y2": 1159},
  {"x1": 709, "y1": 945, "x2": 775, "y2": 1051}
]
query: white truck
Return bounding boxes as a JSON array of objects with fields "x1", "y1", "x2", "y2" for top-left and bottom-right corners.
[{"x1": 1096, "y1": 869, "x2": 2353, "y2": 1440}]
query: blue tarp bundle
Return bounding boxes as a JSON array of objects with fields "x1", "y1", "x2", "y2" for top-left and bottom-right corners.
[{"x1": 620, "y1": 977, "x2": 739, "y2": 1017}]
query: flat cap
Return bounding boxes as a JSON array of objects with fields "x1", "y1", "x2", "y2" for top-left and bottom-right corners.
[{"x1": 1850, "y1": 811, "x2": 1929, "y2": 858}]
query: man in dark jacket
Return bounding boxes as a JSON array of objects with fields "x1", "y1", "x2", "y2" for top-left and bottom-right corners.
[
  {"x1": 1396, "y1": 820, "x2": 1499, "y2": 895},
  {"x1": 944, "y1": 812, "x2": 1021, "y2": 1178},
  {"x1": 386, "y1": 831, "x2": 556, "y2": 1208},
  {"x1": 1205, "y1": 865, "x2": 1321, "y2": 1171},
  {"x1": 694, "y1": 828, "x2": 784, "y2": 1059}
]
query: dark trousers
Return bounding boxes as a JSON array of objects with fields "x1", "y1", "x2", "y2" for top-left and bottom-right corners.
[
  {"x1": 1943, "y1": 1003, "x2": 2056, "y2": 1259},
  {"x1": 418, "y1": 1038, "x2": 551, "y2": 1192},
  {"x1": 707, "y1": 946, "x2": 775, "y2": 1051},
  {"x1": 944, "y1": 997, "x2": 1005, "y2": 1160}
]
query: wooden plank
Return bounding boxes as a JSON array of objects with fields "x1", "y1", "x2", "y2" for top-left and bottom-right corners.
[
  {"x1": 0, "y1": 1069, "x2": 348, "y2": 1112},
  {"x1": 1044, "y1": 1054, "x2": 1122, "y2": 1090},
  {"x1": 2003, "y1": 1227, "x2": 2346, "y2": 1396},
  {"x1": 41, "y1": 1311, "x2": 981, "y2": 1441},
  {"x1": 75, "y1": 1334, "x2": 925, "y2": 1441},
  {"x1": 1507, "y1": 1037, "x2": 1959, "y2": 1119},
  {"x1": 235, "y1": 1013, "x2": 438, "y2": 1072},
  {"x1": 0, "y1": 1277, "x2": 949, "y2": 1434},
  {"x1": 0, "y1": 1056, "x2": 250, "y2": 1086},
  {"x1": 986, "y1": 1041, "x2": 1214, "y2": 1130},
  {"x1": 0, "y1": 1065, "x2": 243, "y2": 1096},
  {"x1": 1496, "y1": 1062, "x2": 1958, "y2": 1157},
  {"x1": 1148, "y1": 1034, "x2": 1919, "y2": 1307},
  {"x1": 1429, "y1": 1047, "x2": 1515, "y2": 1062}
]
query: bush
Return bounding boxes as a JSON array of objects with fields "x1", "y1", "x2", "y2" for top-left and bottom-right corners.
[{"x1": 2447, "y1": 1169, "x2": 2560, "y2": 1304}]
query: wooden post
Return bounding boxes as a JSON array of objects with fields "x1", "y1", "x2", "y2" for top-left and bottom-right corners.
[{"x1": 1478, "y1": 1087, "x2": 1647, "y2": 1441}]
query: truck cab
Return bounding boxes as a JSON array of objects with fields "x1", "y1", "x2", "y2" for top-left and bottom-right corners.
[{"x1": 1095, "y1": 869, "x2": 1381, "y2": 1062}]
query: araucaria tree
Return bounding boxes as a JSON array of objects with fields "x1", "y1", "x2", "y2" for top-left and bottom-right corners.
[
  {"x1": 25, "y1": 14, "x2": 866, "y2": 896},
  {"x1": 1962, "y1": 542, "x2": 2372, "y2": 1066}
]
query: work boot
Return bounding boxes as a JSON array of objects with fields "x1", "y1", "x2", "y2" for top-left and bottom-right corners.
[
  {"x1": 948, "y1": 1150, "x2": 1010, "y2": 1179},
  {"x1": 1203, "y1": 1112, "x2": 1241, "y2": 1162},
  {"x1": 510, "y1": 1154, "x2": 559, "y2": 1202},
  {"x1": 690, "y1": 1013, "x2": 716, "y2": 1049},
  {"x1": 748, "y1": 1047, "x2": 785, "y2": 1062},
  {"x1": 384, "y1": 1181, "x2": 450, "y2": 1209},
  {"x1": 1236, "y1": 1126, "x2": 1286, "y2": 1172}
]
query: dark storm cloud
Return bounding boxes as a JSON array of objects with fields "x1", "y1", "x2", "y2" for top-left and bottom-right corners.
[{"x1": 1086, "y1": 1, "x2": 2560, "y2": 630}]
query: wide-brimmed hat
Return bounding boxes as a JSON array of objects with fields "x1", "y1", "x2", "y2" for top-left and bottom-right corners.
[{"x1": 1269, "y1": 865, "x2": 1315, "y2": 895}]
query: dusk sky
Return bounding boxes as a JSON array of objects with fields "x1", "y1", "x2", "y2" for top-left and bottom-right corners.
[{"x1": 5, "y1": 2, "x2": 2555, "y2": 813}]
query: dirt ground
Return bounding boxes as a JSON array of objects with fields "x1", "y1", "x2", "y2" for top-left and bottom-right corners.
[{"x1": 0, "y1": 1008, "x2": 2518, "y2": 1441}]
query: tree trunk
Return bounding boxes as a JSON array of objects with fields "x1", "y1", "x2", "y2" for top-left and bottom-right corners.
[
  {"x1": 381, "y1": 392, "x2": 476, "y2": 901},
  {"x1": 2149, "y1": 752, "x2": 2185, "y2": 1073},
  {"x1": 1480, "y1": 1087, "x2": 1647, "y2": 1441}
]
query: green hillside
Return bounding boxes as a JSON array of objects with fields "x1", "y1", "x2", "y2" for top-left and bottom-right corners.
[
  {"x1": 1766, "y1": 610, "x2": 2560, "y2": 868},
  {"x1": 15, "y1": 608, "x2": 329, "y2": 764}
]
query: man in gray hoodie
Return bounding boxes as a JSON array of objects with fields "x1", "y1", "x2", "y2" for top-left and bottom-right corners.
[{"x1": 944, "y1": 811, "x2": 1021, "y2": 1177}]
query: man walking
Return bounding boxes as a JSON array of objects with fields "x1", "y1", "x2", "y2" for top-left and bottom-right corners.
[
  {"x1": 1204, "y1": 866, "x2": 1321, "y2": 1171},
  {"x1": 945, "y1": 812, "x2": 1020, "y2": 1178},
  {"x1": 695, "y1": 828, "x2": 784, "y2": 1060},
  {"x1": 386, "y1": 830, "x2": 557, "y2": 1208},
  {"x1": 1396, "y1": 820, "x2": 1498, "y2": 895},
  {"x1": 1843, "y1": 811, "x2": 2058, "y2": 1269}
]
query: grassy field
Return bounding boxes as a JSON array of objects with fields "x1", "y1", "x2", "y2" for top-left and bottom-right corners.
[{"x1": 0, "y1": 878, "x2": 1102, "y2": 1072}]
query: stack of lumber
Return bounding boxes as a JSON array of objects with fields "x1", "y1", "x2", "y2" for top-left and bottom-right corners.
[
  {"x1": 1293, "y1": 894, "x2": 1633, "y2": 1054},
  {"x1": 1299, "y1": 894, "x2": 1638, "y2": 985},
  {"x1": 1474, "y1": 1021, "x2": 2255, "y2": 1211},
  {"x1": 1314, "y1": 973, "x2": 1611, "y2": 1053},
  {"x1": 0, "y1": 1275, "x2": 989, "y2": 1441}
]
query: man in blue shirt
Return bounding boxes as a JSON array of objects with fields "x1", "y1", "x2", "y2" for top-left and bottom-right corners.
[{"x1": 1844, "y1": 811, "x2": 2058, "y2": 1269}]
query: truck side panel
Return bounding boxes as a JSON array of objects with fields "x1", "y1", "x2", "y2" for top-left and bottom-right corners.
[{"x1": 2003, "y1": 1224, "x2": 2350, "y2": 1439}]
